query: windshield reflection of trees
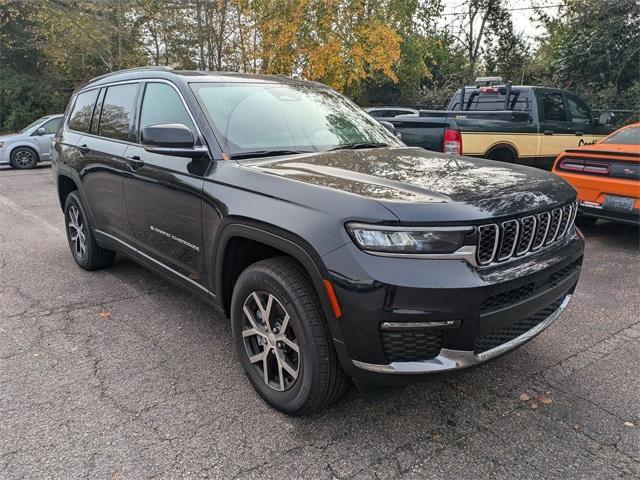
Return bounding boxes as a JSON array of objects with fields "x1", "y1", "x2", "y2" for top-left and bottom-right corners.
[{"x1": 197, "y1": 83, "x2": 398, "y2": 154}]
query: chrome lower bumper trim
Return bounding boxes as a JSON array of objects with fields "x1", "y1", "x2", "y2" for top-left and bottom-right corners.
[{"x1": 352, "y1": 294, "x2": 572, "y2": 375}]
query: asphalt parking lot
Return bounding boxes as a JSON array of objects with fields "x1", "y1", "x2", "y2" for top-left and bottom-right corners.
[{"x1": 1, "y1": 165, "x2": 639, "y2": 479}]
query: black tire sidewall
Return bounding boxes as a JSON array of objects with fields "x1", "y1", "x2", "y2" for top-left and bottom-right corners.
[
  {"x1": 64, "y1": 192, "x2": 95, "y2": 268},
  {"x1": 10, "y1": 147, "x2": 38, "y2": 169},
  {"x1": 231, "y1": 265, "x2": 319, "y2": 414}
]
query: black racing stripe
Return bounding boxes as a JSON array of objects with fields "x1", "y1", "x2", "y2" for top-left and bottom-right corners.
[{"x1": 564, "y1": 149, "x2": 640, "y2": 159}]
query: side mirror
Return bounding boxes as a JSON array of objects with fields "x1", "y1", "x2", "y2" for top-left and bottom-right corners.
[
  {"x1": 34, "y1": 127, "x2": 46, "y2": 136},
  {"x1": 141, "y1": 123, "x2": 207, "y2": 158},
  {"x1": 597, "y1": 111, "x2": 614, "y2": 126},
  {"x1": 379, "y1": 120, "x2": 401, "y2": 139}
]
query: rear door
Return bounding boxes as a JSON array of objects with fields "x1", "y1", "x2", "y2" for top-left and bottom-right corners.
[
  {"x1": 565, "y1": 94, "x2": 605, "y2": 147},
  {"x1": 122, "y1": 81, "x2": 208, "y2": 285},
  {"x1": 77, "y1": 83, "x2": 140, "y2": 245}
]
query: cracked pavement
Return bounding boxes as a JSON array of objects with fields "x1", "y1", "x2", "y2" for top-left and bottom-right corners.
[{"x1": 1, "y1": 166, "x2": 639, "y2": 479}]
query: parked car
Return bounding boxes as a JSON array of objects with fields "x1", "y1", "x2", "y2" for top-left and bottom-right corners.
[
  {"x1": 552, "y1": 122, "x2": 639, "y2": 225},
  {"x1": 0, "y1": 114, "x2": 63, "y2": 169},
  {"x1": 385, "y1": 77, "x2": 615, "y2": 170},
  {"x1": 365, "y1": 106, "x2": 418, "y2": 118},
  {"x1": 53, "y1": 67, "x2": 584, "y2": 414}
]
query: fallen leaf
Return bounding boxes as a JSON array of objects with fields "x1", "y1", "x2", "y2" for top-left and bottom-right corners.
[
  {"x1": 519, "y1": 393, "x2": 530, "y2": 401},
  {"x1": 99, "y1": 309, "x2": 111, "y2": 319},
  {"x1": 537, "y1": 394, "x2": 553, "y2": 405},
  {"x1": 530, "y1": 402, "x2": 539, "y2": 410},
  {"x1": 624, "y1": 421, "x2": 634, "y2": 428},
  {"x1": 431, "y1": 431, "x2": 442, "y2": 439}
]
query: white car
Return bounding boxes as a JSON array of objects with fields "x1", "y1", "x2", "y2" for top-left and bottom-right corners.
[{"x1": 0, "y1": 114, "x2": 63, "y2": 169}]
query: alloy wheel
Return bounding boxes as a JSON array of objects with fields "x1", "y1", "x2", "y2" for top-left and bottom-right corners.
[
  {"x1": 14, "y1": 150, "x2": 34, "y2": 168},
  {"x1": 242, "y1": 291, "x2": 300, "y2": 391},
  {"x1": 68, "y1": 205, "x2": 87, "y2": 258}
]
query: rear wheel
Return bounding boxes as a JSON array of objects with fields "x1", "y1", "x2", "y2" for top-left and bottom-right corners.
[
  {"x1": 10, "y1": 147, "x2": 38, "y2": 169},
  {"x1": 487, "y1": 148, "x2": 516, "y2": 164},
  {"x1": 64, "y1": 191, "x2": 115, "y2": 270},
  {"x1": 230, "y1": 257, "x2": 348, "y2": 415}
]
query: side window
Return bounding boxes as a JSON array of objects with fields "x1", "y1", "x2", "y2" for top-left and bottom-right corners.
[
  {"x1": 42, "y1": 117, "x2": 62, "y2": 134},
  {"x1": 99, "y1": 83, "x2": 138, "y2": 141},
  {"x1": 68, "y1": 90, "x2": 99, "y2": 133},
  {"x1": 541, "y1": 92, "x2": 567, "y2": 122},
  {"x1": 567, "y1": 96, "x2": 590, "y2": 124},
  {"x1": 139, "y1": 83, "x2": 195, "y2": 137}
]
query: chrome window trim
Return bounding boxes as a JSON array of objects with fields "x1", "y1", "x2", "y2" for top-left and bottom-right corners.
[{"x1": 68, "y1": 78, "x2": 205, "y2": 147}]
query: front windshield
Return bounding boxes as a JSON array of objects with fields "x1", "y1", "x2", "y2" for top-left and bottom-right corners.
[
  {"x1": 602, "y1": 126, "x2": 640, "y2": 145},
  {"x1": 20, "y1": 118, "x2": 46, "y2": 134},
  {"x1": 190, "y1": 82, "x2": 402, "y2": 157}
]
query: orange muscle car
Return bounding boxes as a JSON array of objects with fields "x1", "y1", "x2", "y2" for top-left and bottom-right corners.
[{"x1": 552, "y1": 123, "x2": 640, "y2": 225}]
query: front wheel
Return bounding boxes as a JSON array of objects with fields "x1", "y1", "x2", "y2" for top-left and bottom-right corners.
[
  {"x1": 64, "y1": 191, "x2": 116, "y2": 270},
  {"x1": 10, "y1": 147, "x2": 38, "y2": 169},
  {"x1": 230, "y1": 257, "x2": 348, "y2": 415}
]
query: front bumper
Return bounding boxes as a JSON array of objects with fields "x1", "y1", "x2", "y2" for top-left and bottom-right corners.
[
  {"x1": 352, "y1": 294, "x2": 570, "y2": 374},
  {"x1": 322, "y1": 230, "x2": 584, "y2": 385}
]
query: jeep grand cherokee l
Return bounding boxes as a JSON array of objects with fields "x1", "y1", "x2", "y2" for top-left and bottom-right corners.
[{"x1": 52, "y1": 67, "x2": 584, "y2": 415}]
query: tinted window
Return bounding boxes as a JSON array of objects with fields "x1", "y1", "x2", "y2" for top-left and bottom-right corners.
[
  {"x1": 602, "y1": 126, "x2": 640, "y2": 145},
  {"x1": 99, "y1": 83, "x2": 138, "y2": 141},
  {"x1": 69, "y1": 90, "x2": 99, "y2": 133},
  {"x1": 567, "y1": 96, "x2": 590, "y2": 124},
  {"x1": 451, "y1": 91, "x2": 529, "y2": 112},
  {"x1": 542, "y1": 93, "x2": 567, "y2": 122},
  {"x1": 42, "y1": 117, "x2": 62, "y2": 134},
  {"x1": 139, "y1": 83, "x2": 195, "y2": 135}
]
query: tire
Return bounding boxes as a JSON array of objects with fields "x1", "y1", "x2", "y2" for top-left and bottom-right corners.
[
  {"x1": 230, "y1": 257, "x2": 348, "y2": 415},
  {"x1": 487, "y1": 148, "x2": 516, "y2": 164},
  {"x1": 10, "y1": 147, "x2": 39, "y2": 169},
  {"x1": 64, "y1": 191, "x2": 116, "y2": 270}
]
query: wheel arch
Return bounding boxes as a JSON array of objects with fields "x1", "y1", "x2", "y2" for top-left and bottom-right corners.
[
  {"x1": 484, "y1": 142, "x2": 520, "y2": 162},
  {"x1": 9, "y1": 143, "x2": 41, "y2": 162},
  {"x1": 214, "y1": 220, "x2": 344, "y2": 341}
]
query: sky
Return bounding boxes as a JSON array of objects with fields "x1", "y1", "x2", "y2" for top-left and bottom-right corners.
[{"x1": 438, "y1": 0, "x2": 564, "y2": 44}]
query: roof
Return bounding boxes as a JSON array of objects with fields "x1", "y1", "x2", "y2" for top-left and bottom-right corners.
[{"x1": 76, "y1": 66, "x2": 326, "y2": 93}]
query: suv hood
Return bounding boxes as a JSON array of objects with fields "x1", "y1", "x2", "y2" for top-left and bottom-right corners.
[
  {"x1": 244, "y1": 147, "x2": 576, "y2": 222},
  {"x1": 0, "y1": 133, "x2": 28, "y2": 142}
]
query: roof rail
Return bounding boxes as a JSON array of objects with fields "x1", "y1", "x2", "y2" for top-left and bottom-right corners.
[{"x1": 87, "y1": 65, "x2": 174, "y2": 84}]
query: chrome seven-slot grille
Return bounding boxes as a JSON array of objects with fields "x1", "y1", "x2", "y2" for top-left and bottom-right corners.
[{"x1": 477, "y1": 201, "x2": 577, "y2": 266}]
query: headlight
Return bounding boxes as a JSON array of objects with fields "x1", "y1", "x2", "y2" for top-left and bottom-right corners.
[{"x1": 346, "y1": 223, "x2": 472, "y2": 254}]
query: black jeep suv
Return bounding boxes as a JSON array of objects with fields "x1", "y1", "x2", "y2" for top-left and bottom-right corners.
[{"x1": 53, "y1": 67, "x2": 584, "y2": 414}]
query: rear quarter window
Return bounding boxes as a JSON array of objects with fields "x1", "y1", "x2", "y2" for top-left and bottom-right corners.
[{"x1": 68, "y1": 90, "x2": 99, "y2": 133}]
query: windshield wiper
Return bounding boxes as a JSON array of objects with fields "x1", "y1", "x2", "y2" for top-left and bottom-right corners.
[
  {"x1": 231, "y1": 149, "x2": 315, "y2": 160},
  {"x1": 328, "y1": 142, "x2": 389, "y2": 151}
]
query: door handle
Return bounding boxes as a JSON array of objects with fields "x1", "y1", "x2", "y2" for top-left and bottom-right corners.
[
  {"x1": 575, "y1": 131, "x2": 584, "y2": 136},
  {"x1": 77, "y1": 144, "x2": 90, "y2": 155},
  {"x1": 544, "y1": 130, "x2": 554, "y2": 136},
  {"x1": 126, "y1": 155, "x2": 144, "y2": 170}
]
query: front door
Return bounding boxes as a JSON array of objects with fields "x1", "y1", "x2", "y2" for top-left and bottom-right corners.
[
  {"x1": 122, "y1": 81, "x2": 208, "y2": 285},
  {"x1": 536, "y1": 91, "x2": 576, "y2": 169},
  {"x1": 35, "y1": 117, "x2": 62, "y2": 160}
]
